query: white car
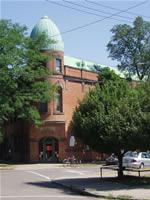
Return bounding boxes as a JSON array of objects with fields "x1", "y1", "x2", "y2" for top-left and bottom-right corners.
[{"x1": 123, "y1": 151, "x2": 150, "y2": 169}]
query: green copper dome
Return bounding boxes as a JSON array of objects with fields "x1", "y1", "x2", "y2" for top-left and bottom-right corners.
[{"x1": 30, "y1": 16, "x2": 64, "y2": 52}]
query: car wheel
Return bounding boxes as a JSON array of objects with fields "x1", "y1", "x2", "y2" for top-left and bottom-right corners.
[{"x1": 139, "y1": 163, "x2": 144, "y2": 169}]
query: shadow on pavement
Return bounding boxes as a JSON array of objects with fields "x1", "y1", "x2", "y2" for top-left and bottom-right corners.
[
  {"x1": 54, "y1": 176, "x2": 150, "y2": 191},
  {"x1": 25, "y1": 176, "x2": 150, "y2": 194},
  {"x1": 25, "y1": 180, "x2": 81, "y2": 196}
]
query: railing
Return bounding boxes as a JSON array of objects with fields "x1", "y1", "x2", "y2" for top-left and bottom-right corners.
[{"x1": 100, "y1": 165, "x2": 150, "y2": 178}]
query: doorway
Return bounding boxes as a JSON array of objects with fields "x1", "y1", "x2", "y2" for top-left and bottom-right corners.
[{"x1": 39, "y1": 137, "x2": 59, "y2": 162}]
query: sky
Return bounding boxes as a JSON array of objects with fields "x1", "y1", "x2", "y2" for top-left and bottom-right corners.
[{"x1": 1, "y1": 0, "x2": 150, "y2": 67}]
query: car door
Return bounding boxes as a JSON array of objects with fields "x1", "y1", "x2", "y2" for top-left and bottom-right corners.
[
  {"x1": 141, "y1": 152, "x2": 148, "y2": 166},
  {"x1": 145, "y1": 152, "x2": 150, "y2": 166}
]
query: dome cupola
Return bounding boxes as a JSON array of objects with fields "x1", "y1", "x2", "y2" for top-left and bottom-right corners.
[{"x1": 30, "y1": 16, "x2": 64, "y2": 52}]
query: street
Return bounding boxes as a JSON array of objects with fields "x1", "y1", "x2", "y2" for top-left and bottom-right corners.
[
  {"x1": 0, "y1": 164, "x2": 102, "y2": 200},
  {"x1": 1, "y1": 164, "x2": 150, "y2": 200}
]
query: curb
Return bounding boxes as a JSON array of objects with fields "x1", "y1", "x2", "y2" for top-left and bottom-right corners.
[
  {"x1": 52, "y1": 180, "x2": 149, "y2": 200},
  {"x1": 52, "y1": 180, "x2": 100, "y2": 198}
]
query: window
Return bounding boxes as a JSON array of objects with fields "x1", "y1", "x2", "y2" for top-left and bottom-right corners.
[
  {"x1": 55, "y1": 87, "x2": 63, "y2": 113},
  {"x1": 55, "y1": 58, "x2": 62, "y2": 73},
  {"x1": 39, "y1": 102, "x2": 48, "y2": 113}
]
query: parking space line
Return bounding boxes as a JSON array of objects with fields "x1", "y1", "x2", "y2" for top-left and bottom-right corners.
[
  {"x1": 27, "y1": 171, "x2": 51, "y2": 180},
  {"x1": 67, "y1": 170, "x2": 85, "y2": 175}
]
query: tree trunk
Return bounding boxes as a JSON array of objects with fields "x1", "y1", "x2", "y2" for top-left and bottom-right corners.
[{"x1": 117, "y1": 153, "x2": 124, "y2": 178}]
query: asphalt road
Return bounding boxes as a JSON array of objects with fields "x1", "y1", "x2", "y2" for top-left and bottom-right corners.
[{"x1": 0, "y1": 164, "x2": 102, "y2": 200}]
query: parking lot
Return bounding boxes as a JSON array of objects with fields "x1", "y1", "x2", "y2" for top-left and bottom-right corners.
[{"x1": 1, "y1": 163, "x2": 150, "y2": 200}]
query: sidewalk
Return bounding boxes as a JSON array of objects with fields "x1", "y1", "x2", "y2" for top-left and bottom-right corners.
[
  {"x1": 0, "y1": 163, "x2": 62, "y2": 170},
  {"x1": 53, "y1": 175, "x2": 150, "y2": 200}
]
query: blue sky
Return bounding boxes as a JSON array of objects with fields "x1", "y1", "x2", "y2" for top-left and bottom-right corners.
[{"x1": 1, "y1": 0, "x2": 150, "y2": 67}]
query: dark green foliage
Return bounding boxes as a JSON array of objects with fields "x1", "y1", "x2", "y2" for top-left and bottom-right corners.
[
  {"x1": 0, "y1": 19, "x2": 56, "y2": 141},
  {"x1": 136, "y1": 81, "x2": 150, "y2": 150},
  {"x1": 73, "y1": 69, "x2": 143, "y2": 153},
  {"x1": 107, "y1": 17, "x2": 150, "y2": 80},
  {"x1": 72, "y1": 68, "x2": 150, "y2": 177}
]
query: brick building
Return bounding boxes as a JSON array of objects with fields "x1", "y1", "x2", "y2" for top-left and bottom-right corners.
[{"x1": 0, "y1": 16, "x2": 119, "y2": 163}]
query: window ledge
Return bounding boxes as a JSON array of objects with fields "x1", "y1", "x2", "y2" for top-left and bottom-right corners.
[
  {"x1": 53, "y1": 112, "x2": 64, "y2": 115},
  {"x1": 53, "y1": 72, "x2": 63, "y2": 75},
  {"x1": 40, "y1": 112, "x2": 51, "y2": 115}
]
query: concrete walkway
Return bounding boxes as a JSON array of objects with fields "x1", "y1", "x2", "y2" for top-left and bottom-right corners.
[{"x1": 53, "y1": 176, "x2": 150, "y2": 200}]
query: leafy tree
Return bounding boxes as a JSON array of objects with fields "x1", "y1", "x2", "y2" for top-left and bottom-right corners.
[
  {"x1": 0, "y1": 19, "x2": 56, "y2": 142},
  {"x1": 107, "y1": 17, "x2": 150, "y2": 80},
  {"x1": 72, "y1": 68, "x2": 149, "y2": 177},
  {"x1": 136, "y1": 81, "x2": 150, "y2": 143}
]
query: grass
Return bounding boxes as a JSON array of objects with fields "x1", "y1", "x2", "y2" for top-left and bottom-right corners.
[
  {"x1": 0, "y1": 163, "x2": 15, "y2": 169},
  {"x1": 100, "y1": 175, "x2": 150, "y2": 200},
  {"x1": 105, "y1": 175, "x2": 150, "y2": 186},
  {"x1": 101, "y1": 176, "x2": 150, "y2": 200},
  {"x1": 105, "y1": 194, "x2": 132, "y2": 200},
  {"x1": 0, "y1": 163, "x2": 10, "y2": 167},
  {"x1": 144, "y1": 173, "x2": 150, "y2": 177},
  {"x1": 105, "y1": 195, "x2": 132, "y2": 200}
]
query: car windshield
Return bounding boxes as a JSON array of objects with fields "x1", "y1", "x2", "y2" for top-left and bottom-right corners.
[{"x1": 124, "y1": 151, "x2": 139, "y2": 157}]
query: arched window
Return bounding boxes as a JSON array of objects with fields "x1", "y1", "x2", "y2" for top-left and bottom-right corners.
[
  {"x1": 39, "y1": 137, "x2": 59, "y2": 162},
  {"x1": 55, "y1": 58, "x2": 62, "y2": 73},
  {"x1": 55, "y1": 87, "x2": 63, "y2": 113}
]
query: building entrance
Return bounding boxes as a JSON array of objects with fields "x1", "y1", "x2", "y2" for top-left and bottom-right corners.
[{"x1": 39, "y1": 137, "x2": 59, "y2": 162}]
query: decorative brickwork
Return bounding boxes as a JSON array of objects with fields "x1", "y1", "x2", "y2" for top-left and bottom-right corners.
[{"x1": 26, "y1": 49, "x2": 100, "y2": 162}]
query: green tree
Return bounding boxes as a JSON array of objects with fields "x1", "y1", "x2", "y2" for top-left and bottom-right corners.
[
  {"x1": 0, "y1": 19, "x2": 56, "y2": 142},
  {"x1": 136, "y1": 81, "x2": 150, "y2": 145},
  {"x1": 107, "y1": 17, "x2": 150, "y2": 80},
  {"x1": 72, "y1": 68, "x2": 149, "y2": 177}
]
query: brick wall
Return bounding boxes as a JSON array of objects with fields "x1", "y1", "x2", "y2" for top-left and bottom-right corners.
[
  {"x1": 2, "y1": 50, "x2": 102, "y2": 162},
  {"x1": 29, "y1": 122, "x2": 66, "y2": 161},
  {"x1": 28, "y1": 51, "x2": 99, "y2": 162}
]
